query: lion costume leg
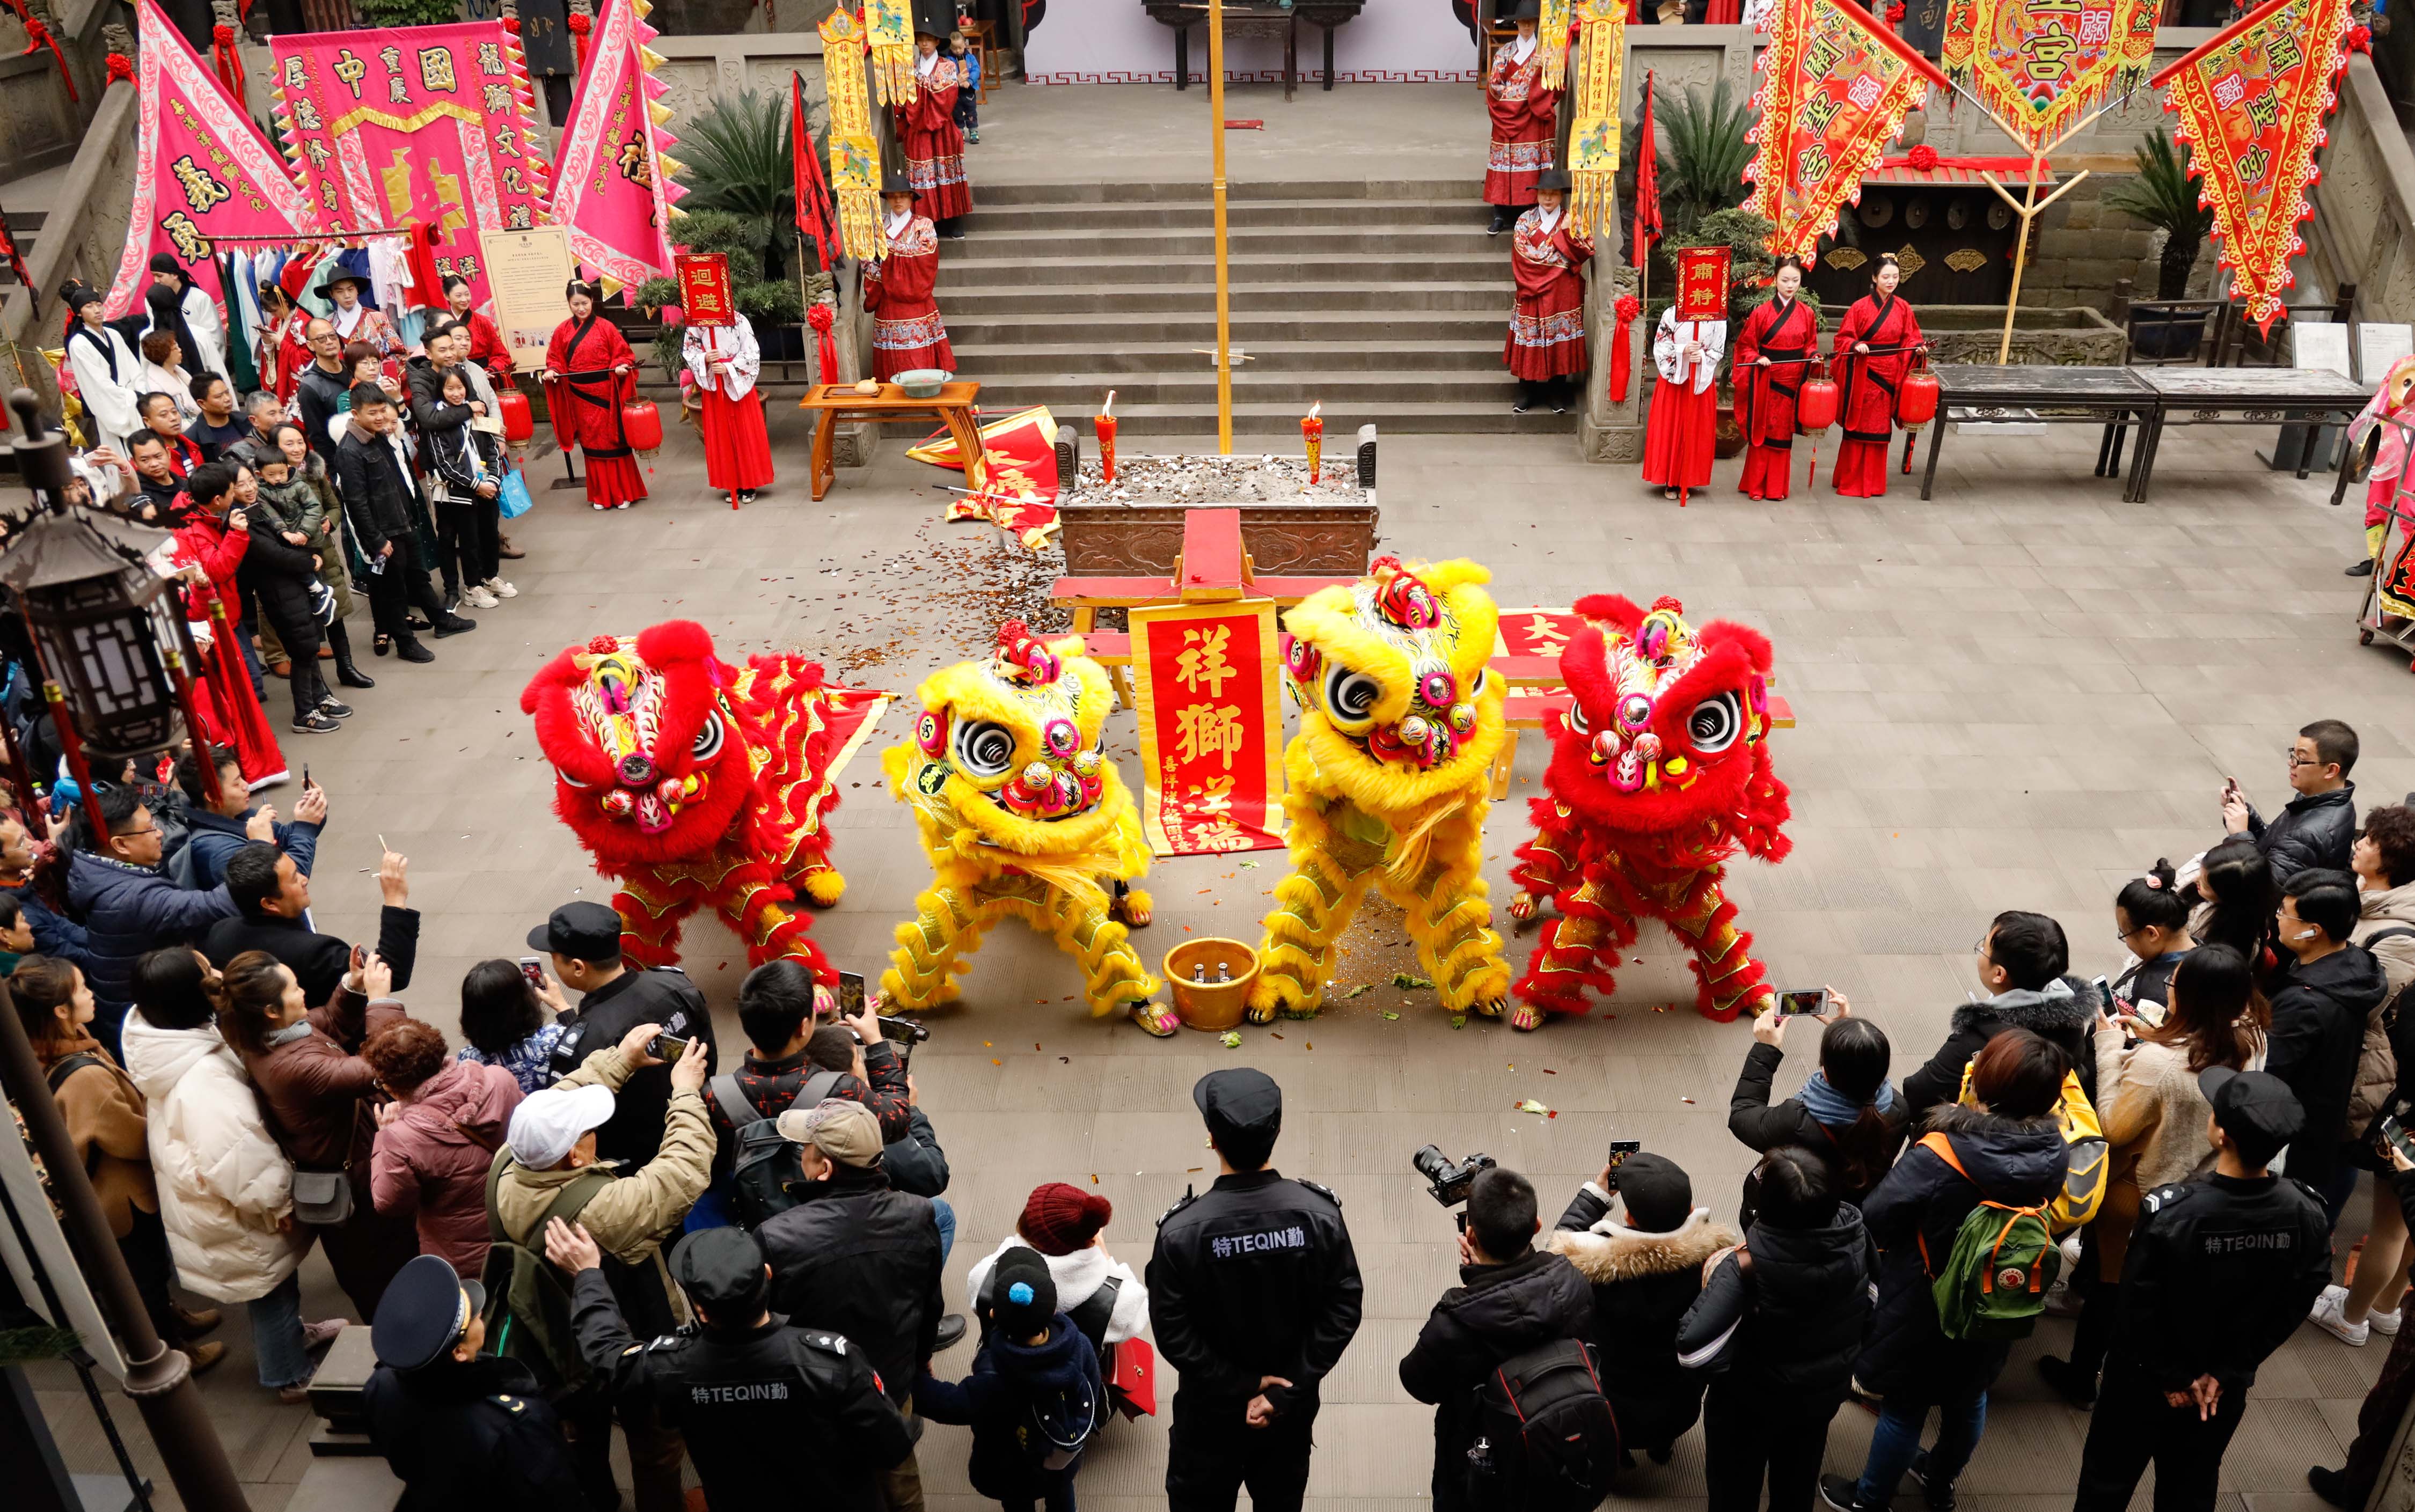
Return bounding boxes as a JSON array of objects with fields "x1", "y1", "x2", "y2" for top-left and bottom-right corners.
[
  {"x1": 1382, "y1": 806, "x2": 1510, "y2": 1017},
  {"x1": 1662, "y1": 865, "x2": 1774, "y2": 1023},
  {"x1": 1512, "y1": 874, "x2": 1640, "y2": 1021},
  {"x1": 613, "y1": 876, "x2": 700, "y2": 971},
  {"x1": 1036, "y1": 886, "x2": 1160, "y2": 1018},
  {"x1": 718, "y1": 864, "x2": 835, "y2": 978},
  {"x1": 883, "y1": 879, "x2": 1000, "y2": 1010},
  {"x1": 1249, "y1": 804, "x2": 1386, "y2": 1023}
]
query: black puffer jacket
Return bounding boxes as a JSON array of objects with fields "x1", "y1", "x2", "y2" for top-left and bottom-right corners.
[
  {"x1": 758, "y1": 1161, "x2": 945, "y2": 1406},
  {"x1": 1546, "y1": 1192, "x2": 1738, "y2": 1454},
  {"x1": 2250, "y1": 782, "x2": 2358, "y2": 883},
  {"x1": 1853, "y1": 1106, "x2": 2067, "y2": 1402},
  {"x1": 1397, "y1": 1249, "x2": 1594, "y2": 1512},
  {"x1": 1673, "y1": 1199, "x2": 1876, "y2": 1400},
  {"x1": 1727, "y1": 1041, "x2": 1911, "y2": 1224},
  {"x1": 1901, "y1": 976, "x2": 2103, "y2": 1116},
  {"x1": 2267, "y1": 943, "x2": 2391, "y2": 1191}
]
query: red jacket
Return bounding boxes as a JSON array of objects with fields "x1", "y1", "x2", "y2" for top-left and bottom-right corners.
[
  {"x1": 368, "y1": 1058, "x2": 522, "y2": 1280},
  {"x1": 170, "y1": 508, "x2": 251, "y2": 612}
]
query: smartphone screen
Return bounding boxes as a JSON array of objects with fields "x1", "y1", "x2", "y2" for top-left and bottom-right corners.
[
  {"x1": 519, "y1": 955, "x2": 545, "y2": 989},
  {"x1": 648, "y1": 1033, "x2": 694, "y2": 1062},
  {"x1": 2384, "y1": 1115, "x2": 2415, "y2": 1164},
  {"x1": 838, "y1": 971, "x2": 866, "y2": 1019},
  {"x1": 1778, "y1": 988, "x2": 1829, "y2": 1017},
  {"x1": 1607, "y1": 1139, "x2": 1642, "y2": 1170}
]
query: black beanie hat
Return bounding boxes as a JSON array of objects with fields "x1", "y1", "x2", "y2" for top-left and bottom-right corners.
[
  {"x1": 992, "y1": 1246, "x2": 1057, "y2": 1337},
  {"x1": 1614, "y1": 1153, "x2": 1694, "y2": 1234}
]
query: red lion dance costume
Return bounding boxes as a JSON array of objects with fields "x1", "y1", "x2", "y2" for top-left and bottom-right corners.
[
  {"x1": 522, "y1": 621, "x2": 884, "y2": 977},
  {"x1": 1509, "y1": 596, "x2": 1791, "y2": 1027}
]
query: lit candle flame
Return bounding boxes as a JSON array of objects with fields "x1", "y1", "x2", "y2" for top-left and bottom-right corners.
[
  {"x1": 1103, "y1": 390, "x2": 1116, "y2": 417},
  {"x1": 1307, "y1": 401, "x2": 1321, "y2": 421}
]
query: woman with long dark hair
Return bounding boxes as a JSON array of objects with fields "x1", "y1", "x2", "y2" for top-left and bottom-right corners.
[
  {"x1": 1728, "y1": 994, "x2": 1908, "y2": 1224},
  {"x1": 2195, "y1": 835, "x2": 2279, "y2": 972},
  {"x1": 541, "y1": 281, "x2": 647, "y2": 511},
  {"x1": 452, "y1": 958, "x2": 569, "y2": 1096},
  {"x1": 2039, "y1": 945, "x2": 2267, "y2": 1403},
  {"x1": 1828, "y1": 253, "x2": 1926, "y2": 498}
]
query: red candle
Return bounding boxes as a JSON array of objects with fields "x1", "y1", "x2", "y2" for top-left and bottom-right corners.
[
  {"x1": 1096, "y1": 390, "x2": 1118, "y2": 483},
  {"x1": 1302, "y1": 402, "x2": 1324, "y2": 483}
]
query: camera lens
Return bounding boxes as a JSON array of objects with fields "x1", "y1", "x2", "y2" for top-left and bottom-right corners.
[{"x1": 1410, "y1": 1144, "x2": 1448, "y2": 1181}]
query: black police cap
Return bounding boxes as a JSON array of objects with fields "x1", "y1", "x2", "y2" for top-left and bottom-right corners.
[
  {"x1": 1193, "y1": 1068, "x2": 1283, "y2": 1143},
  {"x1": 372, "y1": 1253, "x2": 486, "y2": 1372},
  {"x1": 2199, "y1": 1066, "x2": 2306, "y2": 1156},
  {"x1": 528, "y1": 900, "x2": 623, "y2": 961},
  {"x1": 670, "y1": 1227, "x2": 771, "y2": 1316}
]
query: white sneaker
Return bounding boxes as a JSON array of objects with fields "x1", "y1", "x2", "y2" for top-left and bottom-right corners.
[
  {"x1": 484, "y1": 578, "x2": 518, "y2": 599},
  {"x1": 2376, "y1": 1305, "x2": 2405, "y2": 1336},
  {"x1": 2312, "y1": 1286, "x2": 2371, "y2": 1345},
  {"x1": 464, "y1": 585, "x2": 500, "y2": 610},
  {"x1": 2044, "y1": 1277, "x2": 2083, "y2": 1318}
]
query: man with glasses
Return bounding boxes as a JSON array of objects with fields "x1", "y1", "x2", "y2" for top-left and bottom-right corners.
[
  {"x1": 2222, "y1": 720, "x2": 2360, "y2": 883},
  {"x1": 292, "y1": 317, "x2": 354, "y2": 465}
]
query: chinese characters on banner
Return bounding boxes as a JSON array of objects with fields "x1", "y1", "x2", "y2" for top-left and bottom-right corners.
[
  {"x1": 819, "y1": 5, "x2": 887, "y2": 260},
  {"x1": 104, "y1": 0, "x2": 324, "y2": 322},
  {"x1": 1563, "y1": 0, "x2": 1628, "y2": 239},
  {"x1": 1674, "y1": 247, "x2": 1733, "y2": 321},
  {"x1": 1941, "y1": 0, "x2": 2159, "y2": 155},
  {"x1": 2151, "y1": 0, "x2": 2353, "y2": 334},
  {"x1": 1744, "y1": 0, "x2": 1950, "y2": 265},
  {"x1": 268, "y1": 20, "x2": 549, "y2": 317},
  {"x1": 1130, "y1": 601, "x2": 1287, "y2": 858},
  {"x1": 546, "y1": 0, "x2": 683, "y2": 299},
  {"x1": 676, "y1": 253, "x2": 735, "y2": 327}
]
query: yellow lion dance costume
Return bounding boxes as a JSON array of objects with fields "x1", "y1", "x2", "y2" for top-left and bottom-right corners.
[
  {"x1": 882, "y1": 622, "x2": 1183, "y2": 1036},
  {"x1": 1251, "y1": 557, "x2": 1512, "y2": 1023}
]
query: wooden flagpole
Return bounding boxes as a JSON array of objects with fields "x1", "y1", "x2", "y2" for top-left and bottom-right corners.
[{"x1": 1211, "y1": 0, "x2": 1233, "y2": 453}]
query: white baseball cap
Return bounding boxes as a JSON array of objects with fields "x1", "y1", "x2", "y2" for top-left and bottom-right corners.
[{"x1": 508, "y1": 1083, "x2": 617, "y2": 1169}]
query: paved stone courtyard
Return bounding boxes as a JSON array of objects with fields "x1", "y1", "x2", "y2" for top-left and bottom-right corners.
[{"x1": 23, "y1": 400, "x2": 2413, "y2": 1512}]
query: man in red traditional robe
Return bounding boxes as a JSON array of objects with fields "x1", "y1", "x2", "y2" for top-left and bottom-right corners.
[
  {"x1": 1485, "y1": 0, "x2": 1558, "y2": 236},
  {"x1": 1644, "y1": 302, "x2": 1725, "y2": 500},
  {"x1": 867, "y1": 178, "x2": 958, "y2": 381},
  {"x1": 898, "y1": 30, "x2": 972, "y2": 237},
  {"x1": 1504, "y1": 170, "x2": 1591, "y2": 414},
  {"x1": 543, "y1": 281, "x2": 649, "y2": 511},
  {"x1": 1830, "y1": 254, "x2": 1926, "y2": 498},
  {"x1": 1732, "y1": 255, "x2": 1819, "y2": 501}
]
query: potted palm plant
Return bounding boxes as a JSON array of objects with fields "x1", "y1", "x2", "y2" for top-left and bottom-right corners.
[{"x1": 2103, "y1": 128, "x2": 2215, "y2": 359}]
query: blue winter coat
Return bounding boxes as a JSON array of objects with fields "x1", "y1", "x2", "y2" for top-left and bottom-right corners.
[
  {"x1": 182, "y1": 810, "x2": 321, "y2": 890},
  {"x1": 65, "y1": 850, "x2": 238, "y2": 1018},
  {"x1": 0, "y1": 878, "x2": 92, "y2": 973},
  {"x1": 915, "y1": 1313, "x2": 1104, "y2": 1501}
]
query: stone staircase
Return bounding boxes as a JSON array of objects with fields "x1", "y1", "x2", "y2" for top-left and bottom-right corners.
[{"x1": 946, "y1": 178, "x2": 1568, "y2": 438}]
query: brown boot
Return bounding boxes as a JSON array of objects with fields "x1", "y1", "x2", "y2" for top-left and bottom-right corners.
[
  {"x1": 187, "y1": 1339, "x2": 228, "y2": 1375},
  {"x1": 172, "y1": 1302, "x2": 222, "y2": 1335},
  {"x1": 267, "y1": 660, "x2": 292, "y2": 679}
]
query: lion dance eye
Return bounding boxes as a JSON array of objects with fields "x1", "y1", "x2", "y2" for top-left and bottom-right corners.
[
  {"x1": 952, "y1": 720, "x2": 1018, "y2": 779},
  {"x1": 691, "y1": 711, "x2": 725, "y2": 763},
  {"x1": 1322, "y1": 665, "x2": 1383, "y2": 728},
  {"x1": 1687, "y1": 693, "x2": 1743, "y2": 754}
]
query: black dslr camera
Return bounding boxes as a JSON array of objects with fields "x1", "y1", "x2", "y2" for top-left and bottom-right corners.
[{"x1": 1413, "y1": 1144, "x2": 1498, "y2": 1231}]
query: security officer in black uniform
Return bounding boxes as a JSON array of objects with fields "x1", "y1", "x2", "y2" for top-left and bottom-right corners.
[
  {"x1": 535, "y1": 900, "x2": 717, "y2": 1166},
  {"x1": 1147, "y1": 1068, "x2": 1363, "y2": 1512},
  {"x1": 545, "y1": 1217, "x2": 914, "y2": 1512},
  {"x1": 362, "y1": 1253, "x2": 584, "y2": 1511},
  {"x1": 2074, "y1": 1066, "x2": 2333, "y2": 1510}
]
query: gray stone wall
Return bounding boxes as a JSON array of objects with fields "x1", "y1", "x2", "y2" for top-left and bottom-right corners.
[{"x1": 2022, "y1": 177, "x2": 2165, "y2": 309}]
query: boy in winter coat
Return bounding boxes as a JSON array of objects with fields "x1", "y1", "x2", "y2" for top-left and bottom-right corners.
[
  {"x1": 918, "y1": 1246, "x2": 1107, "y2": 1512},
  {"x1": 1546, "y1": 1152, "x2": 1737, "y2": 1465},
  {"x1": 1401, "y1": 1168, "x2": 1596, "y2": 1512}
]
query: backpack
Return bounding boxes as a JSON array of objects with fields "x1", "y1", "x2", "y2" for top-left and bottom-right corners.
[
  {"x1": 1955, "y1": 1055, "x2": 2107, "y2": 1232},
  {"x1": 1464, "y1": 1338, "x2": 1621, "y2": 1512},
  {"x1": 710, "y1": 1070, "x2": 845, "y2": 1230},
  {"x1": 1015, "y1": 1356, "x2": 1106, "y2": 1472},
  {"x1": 1915, "y1": 1132, "x2": 2060, "y2": 1342},
  {"x1": 477, "y1": 1147, "x2": 612, "y2": 1395}
]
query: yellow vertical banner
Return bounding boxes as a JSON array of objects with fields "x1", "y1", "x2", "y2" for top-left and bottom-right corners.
[
  {"x1": 1539, "y1": 0, "x2": 1571, "y2": 90},
  {"x1": 817, "y1": 6, "x2": 887, "y2": 261},
  {"x1": 1565, "y1": 0, "x2": 1628, "y2": 240},
  {"x1": 866, "y1": 0, "x2": 917, "y2": 105}
]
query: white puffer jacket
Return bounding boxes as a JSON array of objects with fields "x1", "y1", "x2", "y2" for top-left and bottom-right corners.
[
  {"x1": 965, "y1": 1234, "x2": 1151, "y2": 1345},
  {"x1": 120, "y1": 1013, "x2": 308, "y2": 1303}
]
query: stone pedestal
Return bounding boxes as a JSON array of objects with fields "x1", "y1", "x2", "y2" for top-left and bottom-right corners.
[{"x1": 1581, "y1": 267, "x2": 1644, "y2": 464}]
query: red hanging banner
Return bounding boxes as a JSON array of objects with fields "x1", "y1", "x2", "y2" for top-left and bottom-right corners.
[
  {"x1": 2151, "y1": 0, "x2": 2354, "y2": 335},
  {"x1": 1674, "y1": 246, "x2": 1733, "y2": 322},
  {"x1": 1940, "y1": 0, "x2": 2160, "y2": 155},
  {"x1": 1131, "y1": 600, "x2": 1287, "y2": 858},
  {"x1": 1743, "y1": 0, "x2": 1949, "y2": 265}
]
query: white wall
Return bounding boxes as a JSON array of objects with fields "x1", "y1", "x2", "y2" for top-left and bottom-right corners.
[{"x1": 1027, "y1": 3, "x2": 1480, "y2": 83}]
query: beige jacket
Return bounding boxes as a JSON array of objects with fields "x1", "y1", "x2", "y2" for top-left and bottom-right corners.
[
  {"x1": 2344, "y1": 882, "x2": 2415, "y2": 1136},
  {"x1": 490, "y1": 1046, "x2": 714, "y2": 1320},
  {"x1": 2095, "y1": 1029, "x2": 2221, "y2": 1194}
]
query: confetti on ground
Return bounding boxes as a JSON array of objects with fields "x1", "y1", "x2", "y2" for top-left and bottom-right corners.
[
  {"x1": 1542, "y1": 1068, "x2": 1557, "y2": 1075},
  {"x1": 1393, "y1": 972, "x2": 1434, "y2": 989},
  {"x1": 1680, "y1": 1096, "x2": 1696, "y2": 1104},
  {"x1": 1338, "y1": 983, "x2": 1375, "y2": 1000},
  {"x1": 1516, "y1": 1098, "x2": 1551, "y2": 1115},
  {"x1": 1220, "y1": 1031, "x2": 1243, "y2": 1048},
  {"x1": 1270, "y1": 1032, "x2": 1284, "y2": 1039},
  {"x1": 992, "y1": 1059, "x2": 1002, "y2": 1066},
  {"x1": 1451, "y1": 1015, "x2": 1467, "y2": 1029},
  {"x1": 1380, "y1": 1011, "x2": 1401, "y2": 1021},
  {"x1": 1239, "y1": 860, "x2": 1260, "y2": 869}
]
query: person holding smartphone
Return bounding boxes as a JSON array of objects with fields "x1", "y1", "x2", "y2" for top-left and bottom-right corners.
[
  {"x1": 531, "y1": 900, "x2": 717, "y2": 1170},
  {"x1": 1727, "y1": 991, "x2": 1908, "y2": 1225}
]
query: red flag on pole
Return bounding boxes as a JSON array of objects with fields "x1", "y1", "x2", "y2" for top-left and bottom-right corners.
[
  {"x1": 1634, "y1": 69, "x2": 1663, "y2": 253},
  {"x1": 793, "y1": 71, "x2": 836, "y2": 275}
]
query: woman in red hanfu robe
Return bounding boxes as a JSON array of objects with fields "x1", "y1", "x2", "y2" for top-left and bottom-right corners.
[
  {"x1": 867, "y1": 184, "x2": 958, "y2": 381},
  {"x1": 445, "y1": 275, "x2": 516, "y2": 383},
  {"x1": 168, "y1": 475, "x2": 288, "y2": 789},
  {"x1": 684, "y1": 313, "x2": 773, "y2": 507},
  {"x1": 1484, "y1": 1, "x2": 1557, "y2": 235},
  {"x1": 1504, "y1": 171, "x2": 1591, "y2": 414},
  {"x1": 1644, "y1": 303, "x2": 1725, "y2": 499},
  {"x1": 1830, "y1": 254, "x2": 1927, "y2": 498},
  {"x1": 898, "y1": 31, "x2": 971, "y2": 234},
  {"x1": 543, "y1": 282, "x2": 649, "y2": 511},
  {"x1": 1732, "y1": 255, "x2": 1820, "y2": 501}
]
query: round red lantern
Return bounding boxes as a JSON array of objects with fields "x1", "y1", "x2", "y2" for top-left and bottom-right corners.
[
  {"x1": 1796, "y1": 359, "x2": 1840, "y2": 435},
  {"x1": 1896, "y1": 351, "x2": 1941, "y2": 432},
  {"x1": 621, "y1": 399, "x2": 664, "y2": 459},
  {"x1": 497, "y1": 388, "x2": 533, "y2": 445}
]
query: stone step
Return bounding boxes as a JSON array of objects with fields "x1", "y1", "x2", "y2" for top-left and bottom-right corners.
[
  {"x1": 1008, "y1": 399, "x2": 1573, "y2": 437},
  {"x1": 0, "y1": 210, "x2": 46, "y2": 285},
  {"x1": 972, "y1": 177, "x2": 1481, "y2": 207},
  {"x1": 964, "y1": 196, "x2": 1487, "y2": 232},
  {"x1": 954, "y1": 337, "x2": 1506, "y2": 377},
  {"x1": 954, "y1": 366, "x2": 1528, "y2": 407},
  {"x1": 942, "y1": 309, "x2": 1509, "y2": 346},
  {"x1": 948, "y1": 249, "x2": 1504, "y2": 286},
  {"x1": 949, "y1": 222, "x2": 1501, "y2": 262},
  {"x1": 939, "y1": 280, "x2": 1512, "y2": 315}
]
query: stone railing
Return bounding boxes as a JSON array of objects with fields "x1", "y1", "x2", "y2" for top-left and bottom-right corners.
[
  {"x1": 0, "y1": 75, "x2": 138, "y2": 403},
  {"x1": 2300, "y1": 51, "x2": 2415, "y2": 327},
  {"x1": 0, "y1": 0, "x2": 116, "y2": 177}
]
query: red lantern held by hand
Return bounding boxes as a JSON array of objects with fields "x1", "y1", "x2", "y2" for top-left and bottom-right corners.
[
  {"x1": 1896, "y1": 350, "x2": 1941, "y2": 432},
  {"x1": 1796, "y1": 359, "x2": 1840, "y2": 434},
  {"x1": 497, "y1": 388, "x2": 533, "y2": 444},
  {"x1": 621, "y1": 398, "x2": 664, "y2": 459}
]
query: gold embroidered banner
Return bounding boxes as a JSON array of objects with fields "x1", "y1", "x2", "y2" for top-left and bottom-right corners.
[
  {"x1": 1941, "y1": 0, "x2": 2159, "y2": 155},
  {"x1": 1564, "y1": 0, "x2": 1627, "y2": 239},
  {"x1": 818, "y1": 5, "x2": 886, "y2": 261},
  {"x1": 2151, "y1": 0, "x2": 2353, "y2": 335},
  {"x1": 1540, "y1": 0, "x2": 1571, "y2": 91},
  {"x1": 867, "y1": 0, "x2": 916, "y2": 106}
]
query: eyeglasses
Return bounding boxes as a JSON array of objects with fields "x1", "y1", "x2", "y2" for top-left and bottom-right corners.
[
  {"x1": 2286, "y1": 749, "x2": 2323, "y2": 767},
  {"x1": 115, "y1": 825, "x2": 157, "y2": 838}
]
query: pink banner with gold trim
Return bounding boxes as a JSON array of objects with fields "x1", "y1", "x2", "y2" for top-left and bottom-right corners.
[
  {"x1": 104, "y1": 0, "x2": 324, "y2": 321},
  {"x1": 1131, "y1": 600, "x2": 1287, "y2": 857},
  {"x1": 547, "y1": 0, "x2": 682, "y2": 300},
  {"x1": 267, "y1": 20, "x2": 550, "y2": 317}
]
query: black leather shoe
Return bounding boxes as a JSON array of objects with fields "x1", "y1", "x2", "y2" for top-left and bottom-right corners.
[
  {"x1": 933, "y1": 1313, "x2": 968, "y2": 1352},
  {"x1": 395, "y1": 638, "x2": 436, "y2": 664},
  {"x1": 2309, "y1": 1466, "x2": 2358, "y2": 1507},
  {"x1": 2350, "y1": 557, "x2": 2377, "y2": 576}
]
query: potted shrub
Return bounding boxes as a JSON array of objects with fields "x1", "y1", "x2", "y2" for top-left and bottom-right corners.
[{"x1": 2104, "y1": 129, "x2": 2215, "y2": 359}]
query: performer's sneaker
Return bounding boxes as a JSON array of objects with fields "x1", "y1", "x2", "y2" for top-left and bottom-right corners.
[
  {"x1": 464, "y1": 585, "x2": 500, "y2": 609},
  {"x1": 1511, "y1": 400, "x2": 1533, "y2": 414},
  {"x1": 1129, "y1": 999, "x2": 1182, "y2": 1037},
  {"x1": 317, "y1": 698, "x2": 354, "y2": 720},
  {"x1": 291, "y1": 712, "x2": 341, "y2": 735},
  {"x1": 737, "y1": 491, "x2": 758, "y2": 506}
]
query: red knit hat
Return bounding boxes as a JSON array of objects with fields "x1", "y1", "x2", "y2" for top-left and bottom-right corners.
[{"x1": 1019, "y1": 1182, "x2": 1113, "y2": 1256}]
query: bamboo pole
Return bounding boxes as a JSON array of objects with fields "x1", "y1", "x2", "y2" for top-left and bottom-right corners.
[{"x1": 1210, "y1": 0, "x2": 1233, "y2": 454}]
